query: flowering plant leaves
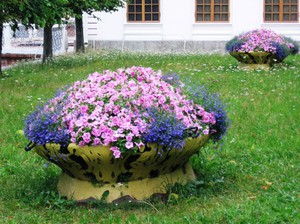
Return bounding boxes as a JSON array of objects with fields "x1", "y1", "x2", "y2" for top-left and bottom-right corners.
[{"x1": 24, "y1": 66, "x2": 226, "y2": 158}]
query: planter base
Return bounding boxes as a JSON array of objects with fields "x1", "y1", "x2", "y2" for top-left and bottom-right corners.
[
  {"x1": 238, "y1": 63, "x2": 270, "y2": 71},
  {"x1": 58, "y1": 162, "x2": 196, "y2": 203}
]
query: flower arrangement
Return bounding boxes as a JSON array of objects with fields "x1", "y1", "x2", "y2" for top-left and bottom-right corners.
[
  {"x1": 24, "y1": 66, "x2": 228, "y2": 159},
  {"x1": 226, "y1": 29, "x2": 299, "y2": 62}
]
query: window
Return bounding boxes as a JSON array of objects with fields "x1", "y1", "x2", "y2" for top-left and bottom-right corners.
[
  {"x1": 195, "y1": 0, "x2": 229, "y2": 22},
  {"x1": 264, "y1": 0, "x2": 299, "y2": 22},
  {"x1": 127, "y1": 0, "x2": 160, "y2": 22}
]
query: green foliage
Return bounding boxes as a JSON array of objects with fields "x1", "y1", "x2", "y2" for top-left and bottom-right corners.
[
  {"x1": 67, "y1": 0, "x2": 126, "y2": 18},
  {"x1": 0, "y1": 0, "x2": 22, "y2": 24},
  {"x1": 0, "y1": 52, "x2": 299, "y2": 223},
  {"x1": 19, "y1": 0, "x2": 69, "y2": 28}
]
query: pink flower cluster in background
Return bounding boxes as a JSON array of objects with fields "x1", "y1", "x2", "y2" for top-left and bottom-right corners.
[
  {"x1": 238, "y1": 29, "x2": 294, "y2": 53},
  {"x1": 46, "y1": 66, "x2": 216, "y2": 158}
]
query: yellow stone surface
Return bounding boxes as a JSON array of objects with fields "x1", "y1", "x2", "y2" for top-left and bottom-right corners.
[
  {"x1": 34, "y1": 135, "x2": 209, "y2": 183},
  {"x1": 58, "y1": 162, "x2": 196, "y2": 202},
  {"x1": 238, "y1": 63, "x2": 270, "y2": 71},
  {"x1": 34, "y1": 135, "x2": 210, "y2": 202},
  {"x1": 230, "y1": 51, "x2": 273, "y2": 64}
]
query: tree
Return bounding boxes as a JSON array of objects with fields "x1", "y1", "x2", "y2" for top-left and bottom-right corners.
[
  {"x1": 0, "y1": 0, "x2": 70, "y2": 73},
  {"x1": 67, "y1": 0, "x2": 126, "y2": 53},
  {"x1": 0, "y1": 0, "x2": 22, "y2": 75}
]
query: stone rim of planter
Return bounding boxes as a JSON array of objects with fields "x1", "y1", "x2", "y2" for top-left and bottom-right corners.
[{"x1": 34, "y1": 134, "x2": 210, "y2": 202}]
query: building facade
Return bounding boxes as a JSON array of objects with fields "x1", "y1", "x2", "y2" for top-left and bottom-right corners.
[{"x1": 85, "y1": 0, "x2": 300, "y2": 53}]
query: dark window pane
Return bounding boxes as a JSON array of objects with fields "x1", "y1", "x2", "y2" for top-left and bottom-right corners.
[
  {"x1": 204, "y1": 14, "x2": 211, "y2": 21},
  {"x1": 274, "y1": 0, "x2": 279, "y2": 3},
  {"x1": 283, "y1": 0, "x2": 291, "y2": 3},
  {"x1": 291, "y1": 5, "x2": 297, "y2": 12},
  {"x1": 291, "y1": 13, "x2": 298, "y2": 21},
  {"x1": 153, "y1": 13, "x2": 159, "y2": 21},
  {"x1": 222, "y1": 0, "x2": 228, "y2": 3},
  {"x1": 265, "y1": 5, "x2": 272, "y2": 12},
  {"x1": 128, "y1": 14, "x2": 135, "y2": 21},
  {"x1": 145, "y1": 14, "x2": 151, "y2": 21},
  {"x1": 197, "y1": 14, "x2": 203, "y2": 21},
  {"x1": 222, "y1": 5, "x2": 228, "y2": 12},
  {"x1": 283, "y1": 6, "x2": 290, "y2": 12},
  {"x1": 273, "y1": 13, "x2": 280, "y2": 20},
  {"x1": 136, "y1": 0, "x2": 142, "y2": 4},
  {"x1": 153, "y1": 0, "x2": 158, "y2": 3},
  {"x1": 136, "y1": 5, "x2": 142, "y2": 12},
  {"x1": 204, "y1": 0, "x2": 211, "y2": 4},
  {"x1": 145, "y1": 0, "x2": 151, "y2": 3},
  {"x1": 152, "y1": 5, "x2": 159, "y2": 12},
  {"x1": 205, "y1": 5, "x2": 211, "y2": 12},
  {"x1": 265, "y1": 13, "x2": 272, "y2": 21},
  {"x1": 197, "y1": 6, "x2": 203, "y2": 12},
  {"x1": 214, "y1": 5, "x2": 220, "y2": 12},
  {"x1": 215, "y1": 0, "x2": 220, "y2": 3},
  {"x1": 136, "y1": 14, "x2": 142, "y2": 21},
  {"x1": 222, "y1": 14, "x2": 228, "y2": 21},
  {"x1": 145, "y1": 5, "x2": 151, "y2": 12},
  {"x1": 283, "y1": 13, "x2": 290, "y2": 20},
  {"x1": 291, "y1": 0, "x2": 297, "y2": 3},
  {"x1": 265, "y1": 0, "x2": 272, "y2": 3},
  {"x1": 128, "y1": 5, "x2": 135, "y2": 12},
  {"x1": 214, "y1": 14, "x2": 220, "y2": 21},
  {"x1": 273, "y1": 5, "x2": 279, "y2": 12},
  {"x1": 197, "y1": 0, "x2": 204, "y2": 4}
]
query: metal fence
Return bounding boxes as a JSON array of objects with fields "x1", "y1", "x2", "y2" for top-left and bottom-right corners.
[{"x1": 2, "y1": 24, "x2": 69, "y2": 55}]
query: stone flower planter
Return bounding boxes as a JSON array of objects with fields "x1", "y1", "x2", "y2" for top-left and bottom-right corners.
[
  {"x1": 24, "y1": 66, "x2": 228, "y2": 203},
  {"x1": 226, "y1": 29, "x2": 299, "y2": 70},
  {"x1": 34, "y1": 135, "x2": 209, "y2": 202},
  {"x1": 229, "y1": 51, "x2": 283, "y2": 70}
]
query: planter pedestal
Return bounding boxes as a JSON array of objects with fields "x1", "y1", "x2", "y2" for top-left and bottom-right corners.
[
  {"x1": 58, "y1": 162, "x2": 196, "y2": 202},
  {"x1": 229, "y1": 51, "x2": 283, "y2": 70},
  {"x1": 35, "y1": 135, "x2": 209, "y2": 202},
  {"x1": 238, "y1": 63, "x2": 270, "y2": 71}
]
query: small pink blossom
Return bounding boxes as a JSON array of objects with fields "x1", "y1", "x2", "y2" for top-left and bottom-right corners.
[
  {"x1": 82, "y1": 132, "x2": 91, "y2": 143},
  {"x1": 92, "y1": 128, "x2": 101, "y2": 137},
  {"x1": 125, "y1": 141, "x2": 134, "y2": 149},
  {"x1": 93, "y1": 138, "x2": 101, "y2": 145},
  {"x1": 203, "y1": 129, "x2": 209, "y2": 135}
]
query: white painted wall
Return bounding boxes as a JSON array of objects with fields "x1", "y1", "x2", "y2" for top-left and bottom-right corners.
[
  {"x1": 84, "y1": 11, "x2": 125, "y2": 40},
  {"x1": 231, "y1": 0, "x2": 263, "y2": 35},
  {"x1": 162, "y1": 0, "x2": 192, "y2": 40},
  {"x1": 85, "y1": 0, "x2": 300, "y2": 41}
]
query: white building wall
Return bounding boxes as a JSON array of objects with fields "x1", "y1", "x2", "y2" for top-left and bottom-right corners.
[
  {"x1": 231, "y1": 0, "x2": 263, "y2": 35},
  {"x1": 86, "y1": 0, "x2": 300, "y2": 43},
  {"x1": 3, "y1": 0, "x2": 299, "y2": 55},
  {"x1": 84, "y1": 11, "x2": 125, "y2": 40},
  {"x1": 162, "y1": 0, "x2": 192, "y2": 41}
]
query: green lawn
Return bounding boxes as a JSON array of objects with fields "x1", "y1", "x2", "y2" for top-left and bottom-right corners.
[{"x1": 0, "y1": 51, "x2": 299, "y2": 223}]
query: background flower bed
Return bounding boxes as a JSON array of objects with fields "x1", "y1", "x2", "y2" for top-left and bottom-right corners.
[
  {"x1": 0, "y1": 52, "x2": 299, "y2": 223},
  {"x1": 226, "y1": 29, "x2": 299, "y2": 63}
]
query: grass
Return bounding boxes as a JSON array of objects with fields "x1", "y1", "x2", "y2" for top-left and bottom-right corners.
[{"x1": 0, "y1": 51, "x2": 299, "y2": 223}]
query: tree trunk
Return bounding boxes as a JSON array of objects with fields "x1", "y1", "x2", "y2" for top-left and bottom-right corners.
[
  {"x1": 43, "y1": 23, "x2": 53, "y2": 63},
  {"x1": 0, "y1": 23, "x2": 3, "y2": 75},
  {"x1": 75, "y1": 16, "x2": 85, "y2": 53}
]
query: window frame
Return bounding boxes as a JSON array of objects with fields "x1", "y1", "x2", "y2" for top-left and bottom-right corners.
[
  {"x1": 127, "y1": 0, "x2": 160, "y2": 23},
  {"x1": 264, "y1": 0, "x2": 299, "y2": 23},
  {"x1": 195, "y1": 0, "x2": 230, "y2": 23}
]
